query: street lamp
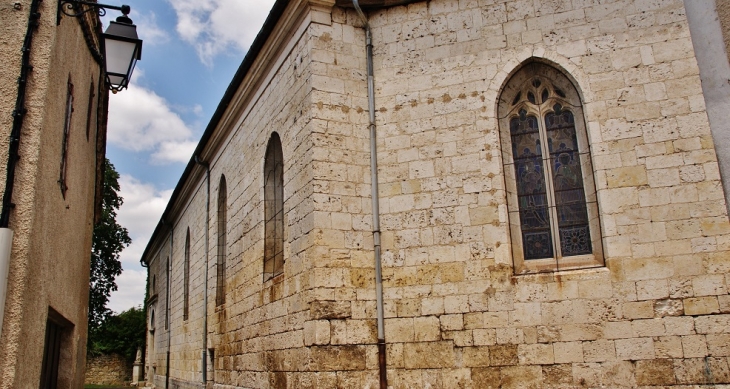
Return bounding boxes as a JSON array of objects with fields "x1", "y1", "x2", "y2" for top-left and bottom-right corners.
[
  {"x1": 103, "y1": 12, "x2": 142, "y2": 93},
  {"x1": 58, "y1": 0, "x2": 143, "y2": 93}
]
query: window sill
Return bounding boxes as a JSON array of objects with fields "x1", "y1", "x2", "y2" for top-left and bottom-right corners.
[{"x1": 512, "y1": 264, "x2": 609, "y2": 282}]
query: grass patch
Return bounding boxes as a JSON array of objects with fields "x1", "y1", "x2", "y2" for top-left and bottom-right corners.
[{"x1": 84, "y1": 385, "x2": 134, "y2": 389}]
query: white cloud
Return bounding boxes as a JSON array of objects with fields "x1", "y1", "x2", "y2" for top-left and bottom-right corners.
[
  {"x1": 99, "y1": 8, "x2": 168, "y2": 44},
  {"x1": 107, "y1": 80, "x2": 197, "y2": 165},
  {"x1": 107, "y1": 175, "x2": 173, "y2": 313},
  {"x1": 136, "y1": 12, "x2": 170, "y2": 46},
  {"x1": 107, "y1": 269, "x2": 147, "y2": 314},
  {"x1": 167, "y1": 0, "x2": 276, "y2": 65},
  {"x1": 116, "y1": 175, "x2": 172, "y2": 237},
  {"x1": 152, "y1": 140, "x2": 198, "y2": 164}
]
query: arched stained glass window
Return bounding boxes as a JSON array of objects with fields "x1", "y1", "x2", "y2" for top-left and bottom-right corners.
[
  {"x1": 216, "y1": 175, "x2": 227, "y2": 306},
  {"x1": 264, "y1": 133, "x2": 284, "y2": 281},
  {"x1": 498, "y1": 61, "x2": 603, "y2": 273}
]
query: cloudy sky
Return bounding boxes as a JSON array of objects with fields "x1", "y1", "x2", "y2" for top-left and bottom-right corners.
[{"x1": 102, "y1": 0, "x2": 276, "y2": 313}]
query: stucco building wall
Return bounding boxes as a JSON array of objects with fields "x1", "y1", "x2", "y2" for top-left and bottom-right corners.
[
  {"x1": 144, "y1": 0, "x2": 730, "y2": 387},
  {"x1": 0, "y1": 0, "x2": 107, "y2": 387}
]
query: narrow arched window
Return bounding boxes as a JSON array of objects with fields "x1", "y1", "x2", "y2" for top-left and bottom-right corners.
[
  {"x1": 165, "y1": 256, "x2": 169, "y2": 330},
  {"x1": 264, "y1": 133, "x2": 284, "y2": 281},
  {"x1": 183, "y1": 228, "x2": 190, "y2": 320},
  {"x1": 216, "y1": 175, "x2": 227, "y2": 306},
  {"x1": 85, "y1": 78, "x2": 95, "y2": 141},
  {"x1": 59, "y1": 77, "x2": 73, "y2": 198},
  {"x1": 498, "y1": 61, "x2": 603, "y2": 274}
]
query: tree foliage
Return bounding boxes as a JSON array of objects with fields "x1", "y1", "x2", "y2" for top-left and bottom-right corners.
[
  {"x1": 88, "y1": 159, "x2": 131, "y2": 333},
  {"x1": 88, "y1": 306, "x2": 146, "y2": 361}
]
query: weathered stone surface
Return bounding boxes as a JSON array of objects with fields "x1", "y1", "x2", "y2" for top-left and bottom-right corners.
[
  {"x1": 84, "y1": 353, "x2": 131, "y2": 386},
  {"x1": 674, "y1": 357, "x2": 730, "y2": 384},
  {"x1": 310, "y1": 301, "x2": 352, "y2": 320},
  {"x1": 140, "y1": 0, "x2": 730, "y2": 387},
  {"x1": 310, "y1": 346, "x2": 367, "y2": 371},
  {"x1": 489, "y1": 344, "x2": 518, "y2": 366},
  {"x1": 403, "y1": 341, "x2": 455, "y2": 369},
  {"x1": 654, "y1": 298, "x2": 684, "y2": 316},
  {"x1": 636, "y1": 359, "x2": 677, "y2": 386}
]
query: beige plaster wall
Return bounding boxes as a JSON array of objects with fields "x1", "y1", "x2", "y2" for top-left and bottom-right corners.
[
  {"x1": 0, "y1": 2, "x2": 28, "y2": 196},
  {"x1": 146, "y1": 0, "x2": 730, "y2": 387},
  {"x1": 0, "y1": 0, "x2": 105, "y2": 387}
]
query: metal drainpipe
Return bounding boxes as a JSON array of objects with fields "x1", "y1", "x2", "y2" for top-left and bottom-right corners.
[
  {"x1": 351, "y1": 2, "x2": 387, "y2": 388},
  {"x1": 1, "y1": 0, "x2": 41, "y2": 341},
  {"x1": 165, "y1": 221, "x2": 172, "y2": 389},
  {"x1": 194, "y1": 155, "x2": 210, "y2": 384},
  {"x1": 1, "y1": 0, "x2": 40, "y2": 228},
  {"x1": 139, "y1": 245, "x2": 149, "y2": 382}
]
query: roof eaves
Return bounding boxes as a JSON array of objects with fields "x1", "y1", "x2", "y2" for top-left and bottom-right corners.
[{"x1": 139, "y1": 0, "x2": 291, "y2": 265}]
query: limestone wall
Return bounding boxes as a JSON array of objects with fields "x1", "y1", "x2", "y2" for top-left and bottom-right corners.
[
  {"x1": 145, "y1": 1, "x2": 328, "y2": 387},
  {"x1": 357, "y1": 0, "x2": 729, "y2": 386},
  {"x1": 145, "y1": 0, "x2": 730, "y2": 387},
  {"x1": 84, "y1": 353, "x2": 131, "y2": 386}
]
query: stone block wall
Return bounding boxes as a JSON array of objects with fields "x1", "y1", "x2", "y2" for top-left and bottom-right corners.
[
  {"x1": 301, "y1": 0, "x2": 730, "y2": 387},
  {"x1": 147, "y1": 245, "x2": 170, "y2": 386},
  {"x1": 144, "y1": 0, "x2": 730, "y2": 388},
  {"x1": 147, "y1": 2, "x2": 336, "y2": 387},
  {"x1": 84, "y1": 353, "x2": 131, "y2": 386}
]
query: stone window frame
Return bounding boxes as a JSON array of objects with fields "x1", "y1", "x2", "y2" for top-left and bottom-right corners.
[
  {"x1": 263, "y1": 132, "x2": 284, "y2": 282},
  {"x1": 183, "y1": 228, "x2": 190, "y2": 320},
  {"x1": 216, "y1": 175, "x2": 227, "y2": 306},
  {"x1": 59, "y1": 76, "x2": 73, "y2": 198},
  {"x1": 85, "y1": 78, "x2": 95, "y2": 141},
  {"x1": 498, "y1": 61, "x2": 604, "y2": 274},
  {"x1": 165, "y1": 256, "x2": 169, "y2": 330}
]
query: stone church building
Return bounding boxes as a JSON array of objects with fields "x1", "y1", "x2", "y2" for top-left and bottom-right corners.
[{"x1": 142, "y1": 0, "x2": 730, "y2": 387}]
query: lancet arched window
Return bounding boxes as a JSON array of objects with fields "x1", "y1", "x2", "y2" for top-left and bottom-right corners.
[
  {"x1": 498, "y1": 61, "x2": 603, "y2": 273},
  {"x1": 264, "y1": 133, "x2": 284, "y2": 281},
  {"x1": 216, "y1": 175, "x2": 227, "y2": 306},
  {"x1": 183, "y1": 228, "x2": 190, "y2": 320}
]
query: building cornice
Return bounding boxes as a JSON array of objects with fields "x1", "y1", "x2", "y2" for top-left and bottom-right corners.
[
  {"x1": 140, "y1": 0, "x2": 421, "y2": 265},
  {"x1": 140, "y1": 0, "x2": 337, "y2": 265},
  {"x1": 334, "y1": 0, "x2": 419, "y2": 8}
]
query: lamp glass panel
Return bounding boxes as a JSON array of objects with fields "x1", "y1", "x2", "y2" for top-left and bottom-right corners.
[
  {"x1": 106, "y1": 74, "x2": 126, "y2": 88},
  {"x1": 105, "y1": 39, "x2": 137, "y2": 76}
]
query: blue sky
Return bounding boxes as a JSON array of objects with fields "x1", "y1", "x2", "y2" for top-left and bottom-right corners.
[{"x1": 102, "y1": 0, "x2": 275, "y2": 313}]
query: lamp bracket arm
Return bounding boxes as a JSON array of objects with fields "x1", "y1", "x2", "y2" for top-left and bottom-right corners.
[{"x1": 58, "y1": 0, "x2": 130, "y2": 19}]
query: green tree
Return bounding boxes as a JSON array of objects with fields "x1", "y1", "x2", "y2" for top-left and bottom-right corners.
[
  {"x1": 88, "y1": 159, "x2": 131, "y2": 334},
  {"x1": 89, "y1": 306, "x2": 146, "y2": 361}
]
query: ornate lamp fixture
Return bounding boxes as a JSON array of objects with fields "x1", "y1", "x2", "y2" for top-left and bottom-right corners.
[{"x1": 58, "y1": 0, "x2": 143, "y2": 93}]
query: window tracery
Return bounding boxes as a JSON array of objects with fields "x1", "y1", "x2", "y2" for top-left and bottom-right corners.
[{"x1": 498, "y1": 62, "x2": 603, "y2": 273}]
